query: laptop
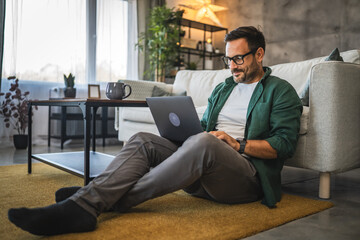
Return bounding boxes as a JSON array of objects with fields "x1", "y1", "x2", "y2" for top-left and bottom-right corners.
[{"x1": 146, "y1": 96, "x2": 204, "y2": 142}]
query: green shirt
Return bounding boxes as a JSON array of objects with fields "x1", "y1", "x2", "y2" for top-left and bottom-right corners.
[{"x1": 200, "y1": 67, "x2": 303, "y2": 207}]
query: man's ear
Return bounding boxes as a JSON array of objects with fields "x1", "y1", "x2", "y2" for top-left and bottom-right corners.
[{"x1": 255, "y1": 47, "x2": 265, "y2": 63}]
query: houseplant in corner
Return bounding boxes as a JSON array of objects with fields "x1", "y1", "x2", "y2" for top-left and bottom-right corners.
[
  {"x1": 64, "y1": 73, "x2": 76, "y2": 98},
  {"x1": 0, "y1": 76, "x2": 37, "y2": 149},
  {"x1": 137, "y1": 6, "x2": 184, "y2": 82}
]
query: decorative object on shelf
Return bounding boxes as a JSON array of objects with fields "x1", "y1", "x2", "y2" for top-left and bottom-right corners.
[
  {"x1": 196, "y1": 41, "x2": 203, "y2": 50},
  {"x1": 186, "y1": 61, "x2": 198, "y2": 70},
  {"x1": 88, "y1": 84, "x2": 100, "y2": 99},
  {"x1": 205, "y1": 38, "x2": 213, "y2": 52},
  {"x1": 63, "y1": 73, "x2": 76, "y2": 98},
  {"x1": 181, "y1": 37, "x2": 198, "y2": 49},
  {"x1": 178, "y1": 0, "x2": 228, "y2": 26},
  {"x1": 180, "y1": 30, "x2": 186, "y2": 37},
  {"x1": 0, "y1": 76, "x2": 38, "y2": 149},
  {"x1": 136, "y1": 6, "x2": 184, "y2": 82}
]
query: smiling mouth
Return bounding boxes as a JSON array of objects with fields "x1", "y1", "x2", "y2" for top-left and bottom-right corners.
[{"x1": 233, "y1": 70, "x2": 243, "y2": 77}]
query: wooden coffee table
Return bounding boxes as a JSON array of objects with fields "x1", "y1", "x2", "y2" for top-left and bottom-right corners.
[{"x1": 28, "y1": 98, "x2": 147, "y2": 185}]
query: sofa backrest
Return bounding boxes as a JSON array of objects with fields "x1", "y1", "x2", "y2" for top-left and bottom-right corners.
[
  {"x1": 270, "y1": 49, "x2": 360, "y2": 94},
  {"x1": 174, "y1": 49, "x2": 360, "y2": 104},
  {"x1": 173, "y1": 69, "x2": 231, "y2": 107}
]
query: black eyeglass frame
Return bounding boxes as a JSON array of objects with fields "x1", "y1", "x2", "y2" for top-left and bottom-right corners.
[{"x1": 222, "y1": 49, "x2": 256, "y2": 66}]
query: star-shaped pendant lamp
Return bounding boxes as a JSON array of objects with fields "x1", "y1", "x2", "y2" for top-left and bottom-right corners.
[{"x1": 178, "y1": 0, "x2": 227, "y2": 26}]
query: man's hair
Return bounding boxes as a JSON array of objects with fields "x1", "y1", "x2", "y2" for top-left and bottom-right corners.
[{"x1": 224, "y1": 26, "x2": 266, "y2": 53}]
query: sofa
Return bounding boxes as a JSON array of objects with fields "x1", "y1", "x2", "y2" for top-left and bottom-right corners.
[{"x1": 115, "y1": 49, "x2": 360, "y2": 199}]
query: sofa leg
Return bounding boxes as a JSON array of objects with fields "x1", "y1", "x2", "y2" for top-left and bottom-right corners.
[{"x1": 319, "y1": 172, "x2": 331, "y2": 199}]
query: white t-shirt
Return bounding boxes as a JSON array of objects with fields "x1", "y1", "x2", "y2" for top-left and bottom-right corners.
[{"x1": 215, "y1": 81, "x2": 258, "y2": 139}]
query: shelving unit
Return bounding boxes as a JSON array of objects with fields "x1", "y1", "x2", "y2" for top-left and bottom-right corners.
[{"x1": 179, "y1": 18, "x2": 228, "y2": 70}]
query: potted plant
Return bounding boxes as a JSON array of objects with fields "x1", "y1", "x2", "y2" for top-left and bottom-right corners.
[
  {"x1": 186, "y1": 61, "x2": 198, "y2": 70},
  {"x1": 137, "y1": 6, "x2": 184, "y2": 82},
  {"x1": 64, "y1": 73, "x2": 76, "y2": 98},
  {"x1": 0, "y1": 76, "x2": 37, "y2": 149}
]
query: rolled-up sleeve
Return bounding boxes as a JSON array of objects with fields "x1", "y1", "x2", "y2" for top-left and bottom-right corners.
[{"x1": 266, "y1": 84, "x2": 303, "y2": 159}]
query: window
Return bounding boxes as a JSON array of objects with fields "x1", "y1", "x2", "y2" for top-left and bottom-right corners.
[{"x1": 2, "y1": 0, "x2": 134, "y2": 84}]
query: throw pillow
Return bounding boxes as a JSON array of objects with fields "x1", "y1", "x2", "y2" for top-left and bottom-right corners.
[
  {"x1": 171, "y1": 89, "x2": 187, "y2": 96},
  {"x1": 152, "y1": 85, "x2": 187, "y2": 97},
  {"x1": 325, "y1": 48, "x2": 344, "y2": 61},
  {"x1": 299, "y1": 48, "x2": 344, "y2": 106},
  {"x1": 151, "y1": 85, "x2": 171, "y2": 97}
]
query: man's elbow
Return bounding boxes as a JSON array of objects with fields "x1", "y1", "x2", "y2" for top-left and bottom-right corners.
[{"x1": 266, "y1": 138, "x2": 296, "y2": 160}]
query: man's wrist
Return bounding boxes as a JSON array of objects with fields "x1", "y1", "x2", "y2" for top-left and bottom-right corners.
[{"x1": 236, "y1": 138, "x2": 247, "y2": 154}]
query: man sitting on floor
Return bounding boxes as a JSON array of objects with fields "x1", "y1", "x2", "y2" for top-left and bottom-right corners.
[{"x1": 8, "y1": 26, "x2": 303, "y2": 236}]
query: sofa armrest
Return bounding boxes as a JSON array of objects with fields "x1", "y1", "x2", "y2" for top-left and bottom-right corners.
[{"x1": 306, "y1": 61, "x2": 360, "y2": 172}]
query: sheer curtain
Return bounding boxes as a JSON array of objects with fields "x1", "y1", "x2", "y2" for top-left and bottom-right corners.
[
  {"x1": 97, "y1": 0, "x2": 126, "y2": 82},
  {"x1": 96, "y1": 0, "x2": 138, "y2": 82},
  {"x1": 127, "y1": 0, "x2": 138, "y2": 80},
  {"x1": 2, "y1": 0, "x2": 86, "y2": 83},
  {"x1": 2, "y1": 0, "x2": 136, "y2": 84}
]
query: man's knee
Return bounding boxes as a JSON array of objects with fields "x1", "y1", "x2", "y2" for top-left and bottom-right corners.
[
  {"x1": 186, "y1": 132, "x2": 220, "y2": 151},
  {"x1": 128, "y1": 132, "x2": 159, "y2": 143}
]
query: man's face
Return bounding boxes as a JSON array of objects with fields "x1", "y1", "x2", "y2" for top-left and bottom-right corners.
[{"x1": 225, "y1": 38, "x2": 262, "y2": 84}]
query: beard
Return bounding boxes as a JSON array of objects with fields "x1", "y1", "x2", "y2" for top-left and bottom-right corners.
[
  {"x1": 231, "y1": 69, "x2": 246, "y2": 83},
  {"x1": 231, "y1": 61, "x2": 261, "y2": 84}
]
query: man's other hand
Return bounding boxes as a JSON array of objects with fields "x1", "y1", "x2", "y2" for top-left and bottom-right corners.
[
  {"x1": 208, "y1": 131, "x2": 240, "y2": 151},
  {"x1": 208, "y1": 131, "x2": 277, "y2": 159}
]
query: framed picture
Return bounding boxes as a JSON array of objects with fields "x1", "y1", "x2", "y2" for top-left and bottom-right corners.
[{"x1": 88, "y1": 84, "x2": 100, "y2": 99}]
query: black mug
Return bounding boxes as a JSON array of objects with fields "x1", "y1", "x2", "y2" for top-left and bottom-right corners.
[{"x1": 106, "y1": 82, "x2": 132, "y2": 100}]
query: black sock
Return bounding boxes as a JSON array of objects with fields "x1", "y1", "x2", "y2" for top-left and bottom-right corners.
[
  {"x1": 55, "y1": 186, "x2": 115, "y2": 212},
  {"x1": 55, "y1": 186, "x2": 82, "y2": 203},
  {"x1": 8, "y1": 199, "x2": 97, "y2": 236}
]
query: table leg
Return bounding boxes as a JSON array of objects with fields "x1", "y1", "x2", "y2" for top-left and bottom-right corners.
[
  {"x1": 92, "y1": 106, "x2": 98, "y2": 152},
  {"x1": 60, "y1": 106, "x2": 66, "y2": 149},
  {"x1": 101, "y1": 107, "x2": 107, "y2": 147},
  {"x1": 48, "y1": 106, "x2": 51, "y2": 147},
  {"x1": 80, "y1": 103, "x2": 91, "y2": 185},
  {"x1": 28, "y1": 104, "x2": 33, "y2": 174}
]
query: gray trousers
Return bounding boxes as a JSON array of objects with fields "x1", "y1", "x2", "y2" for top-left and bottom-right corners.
[{"x1": 70, "y1": 132, "x2": 262, "y2": 217}]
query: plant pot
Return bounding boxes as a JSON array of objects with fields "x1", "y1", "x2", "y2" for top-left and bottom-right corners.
[
  {"x1": 13, "y1": 134, "x2": 28, "y2": 149},
  {"x1": 64, "y1": 87, "x2": 76, "y2": 98}
]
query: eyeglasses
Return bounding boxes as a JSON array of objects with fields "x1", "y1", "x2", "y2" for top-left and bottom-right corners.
[{"x1": 222, "y1": 50, "x2": 255, "y2": 66}]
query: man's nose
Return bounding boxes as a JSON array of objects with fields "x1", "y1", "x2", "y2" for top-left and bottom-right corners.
[{"x1": 229, "y1": 59, "x2": 238, "y2": 69}]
